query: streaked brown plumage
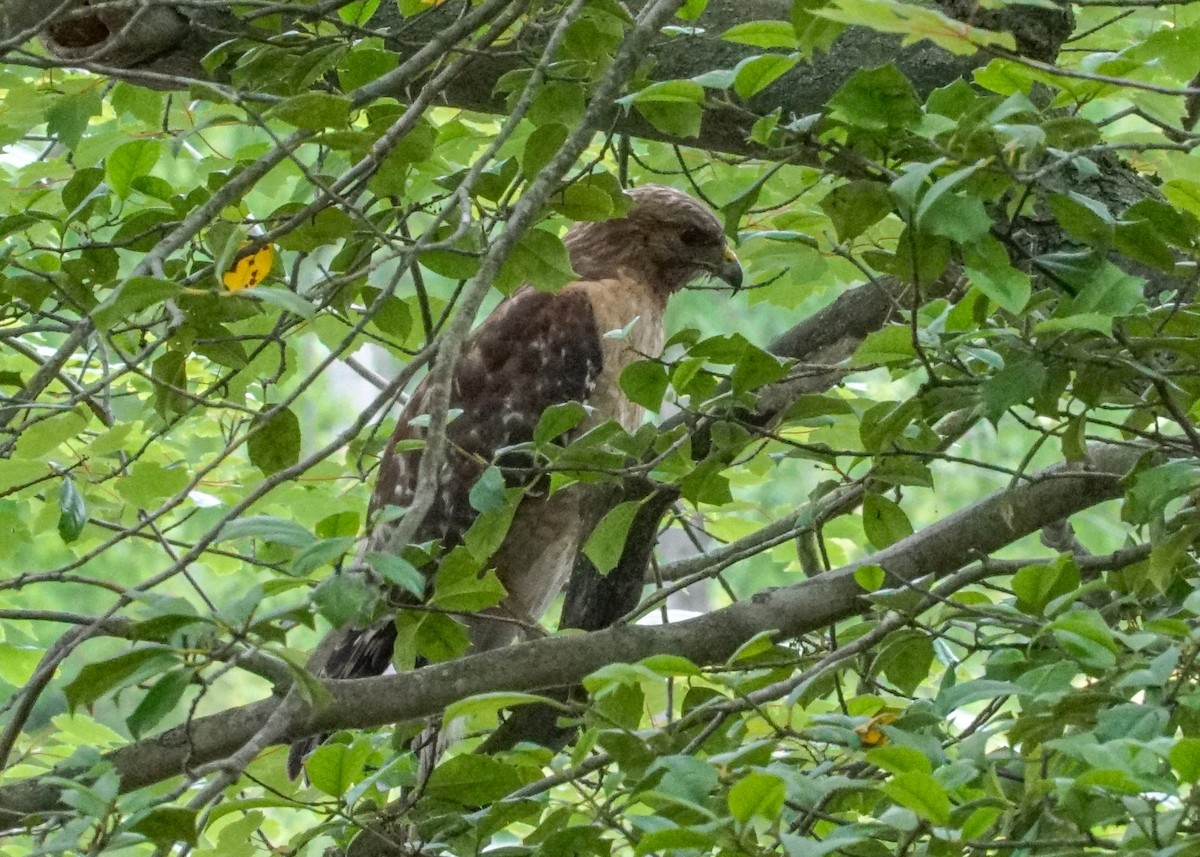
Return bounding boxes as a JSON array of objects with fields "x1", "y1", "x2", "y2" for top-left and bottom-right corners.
[{"x1": 288, "y1": 185, "x2": 741, "y2": 778}]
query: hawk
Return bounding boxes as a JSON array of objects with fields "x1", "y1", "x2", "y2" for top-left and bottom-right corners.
[{"x1": 288, "y1": 184, "x2": 742, "y2": 777}]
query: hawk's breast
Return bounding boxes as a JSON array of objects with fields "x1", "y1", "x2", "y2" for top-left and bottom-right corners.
[{"x1": 565, "y1": 274, "x2": 666, "y2": 434}]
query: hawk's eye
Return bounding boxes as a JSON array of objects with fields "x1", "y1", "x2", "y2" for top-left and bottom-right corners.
[{"x1": 680, "y1": 227, "x2": 710, "y2": 246}]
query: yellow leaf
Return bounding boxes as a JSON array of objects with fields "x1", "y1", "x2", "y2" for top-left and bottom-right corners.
[
  {"x1": 856, "y1": 711, "x2": 898, "y2": 747},
  {"x1": 223, "y1": 243, "x2": 274, "y2": 291}
]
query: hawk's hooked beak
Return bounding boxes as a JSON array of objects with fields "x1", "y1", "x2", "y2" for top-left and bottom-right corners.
[{"x1": 716, "y1": 245, "x2": 743, "y2": 292}]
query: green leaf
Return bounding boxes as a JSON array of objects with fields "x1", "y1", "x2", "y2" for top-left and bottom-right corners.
[
  {"x1": 306, "y1": 741, "x2": 372, "y2": 798},
  {"x1": 247, "y1": 406, "x2": 301, "y2": 477},
  {"x1": 782, "y1": 827, "x2": 871, "y2": 857},
  {"x1": 881, "y1": 771, "x2": 951, "y2": 825},
  {"x1": 312, "y1": 574, "x2": 373, "y2": 628},
  {"x1": 522, "y1": 123, "x2": 569, "y2": 179},
  {"x1": 129, "y1": 807, "x2": 198, "y2": 849},
  {"x1": 90, "y1": 422, "x2": 134, "y2": 456},
  {"x1": 751, "y1": 108, "x2": 782, "y2": 144},
  {"x1": 921, "y1": 192, "x2": 989, "y2": 244},
  {"x1": 45, "y1": 91, "x2": 102, "y2": 150},
  {"x1": 114, "y1": 462, "x2": 190, "y2": 507},
  {"x1": 410, "y1": 612, "x2": 471, "y2": 663},
  {"x1": 733, "y1": 53, "x2": 799, "y2": 99},
  {"x1": 91, "y1": 277, "x2": 182, "y2": 331},
  {"x1": 551, "y1": 178, "x2": 624, "y2": 221},
  {"x1": 152, "y1": 351, "x2": 190, "y2": 421},
  {"x1": 277, "y1": 206, "x2": 356, "y2": 254},
  {"x1": 242, "y1": 287, "x2": 316, "y2": 319},
  {"x1": 57, "y1": 475, "x2": 86, "y2": 544},
  {"x1": 854, "y1": 564, "x2": 886, "y2": 592},
  {"x1": 463, "y1": 496, "x2": 518, "y2": 561},
  {"x1": 582, "y1": 500, "x2": 642, "y2": 574},
  {"x1": 316, "y1": 511, "x2": 361, "y2": 538},
  {"x1": 1040, "y1": 114, "x2": 1100, "y2": 148},
  {"x1": 338, "y1": 41, "x2": 395, "y2": 90},
  {"x1": 126, "y1": 668, "x2": 192, "y2": 738},
  {"x1": 730, "y1": 342, "x2": 787, "y2": 393},
  {"x1": 1012, "y1": 556, "x2": 1080, "y2": 615},
  {"x1": 691, "y1": 68, "x2": 737, "y2": 90},
  {"x1": 61, "y1": 166, "x2": 105, "y2": 212},
  {"x1": 193, "y1": 811, "x2": 262, "y2": 857},
  {"x1": 858, "y1": 399, "x2": 920, "y2": 452},
  {"x1": 291, "y1": 537, "x2": 356, "y2": 576},
  {"x1": 496, "y1": 227, "x2": 577, "y2": 293},
  {"x1": 641, "y1": 654, "x2": 701, "y2": 676},
  {"x1": 914, "y1": 162, "x2": 982, "y2": 226},
  {"x1": 105, "y1": 140, "x2": 161, "y2": 199},
  {"x1": 876, "y1": 631, "x2": 933, "y2": 696},
  {"x1": 469, "y1": 465, "x2": 507, "y2": 513},
  {"x1": 270, "y1": 92, "x2": 351, "y2": 130},
  {"x1": 14, "y1": 407, "x2": 89, "y2": 458},
  {"x1": 216, "y1": 516, "x2": 315, "y2": 548},
  {"x1": 619, "y1": 360, "x2": 670, "y2": 411},
  {"x1": 1171, "y1": 737, "x2": 1200, "y2": 784},
  {"x1": 64, "y1": 649, "x2": 178, "y2": 709},
  {"x1": 623, "y1": 80, "x2": 705, "y2": 139},
  {"x1": 424, "y1": 755, "x2": 527, "y2": 805},
  {"x1": 866, "y1": 745, "x2": 931, "y2": 775},
  {"x1": 889, "y1": 160, "x2": 941, "y2": 219},
  {"x1": 636, "y1": 828, "x2": 718, "y2": 856},
  {"x1": 722, "y1": 20, "x2": 799, "y2": 49},
  {"x1": 1067, "y1": 262, "x2": 1145, "y2": 320},
  {"x1": 443, "y1": 691, "x2": 553, "y2": 725},
  {"x1": 828, "y1": 64, "x2": 921, "y2": 132},
  {"x1": 728, "y1": 771, "x2": 786, "y2": 822},
  {"x1": 646, "y1": 755, "x2": 719, "y2": 807},
  {"x1": 431, "y1": 548, "x2": 507, "y2": 611},
  {"x1": 862, "y1": 493, "x2": 913, "y2": 549},
  {"x1": 1049, "y1": 191, "x2": 1114, "y2": 242},
  {"x1": 813, "y1": 0, "x2": 1013, "y2": 55},
  {"x1": 729, "y1": 630, "x2": 777, "y2": 662},
  {"x1": 527, "y1": 82, "x2": 586, "y2": 128},
  {"x1": 365, "y1": 551, "x2": 426, "y2": 598},
  {"x1": 0, "y1": 644, "x2": 44, "y2": 686},
  {"x1": 1124, "y1": 461, "x2": 1200, "y2": 525},
  {"x1": 534, "y1": 401, "x2": 588, "y2": 445},
  {"x1": 126, "y1": 611, "x2": 208, "y2": 643},
  {"x1": 981, "y1": 358, "x2": 1046, "y2": 422},
  {"x1": 1124, "y1": 197, "x2": 1199, "y2": 248},
  {"x1": 820, "y1": 180, "x2": 894, "y2": 242},
  {"x1": 852, "y1": 325, "x2": 915, "y2": 367},
  {"x1": 1050, "y1": 610, "x2": 1120, "y2": 669},
  {"x1": 960, "y1": 807, "x2": 1001, "y2": 841},
  {"x1": 936, "y1": 679, "x2": 1027, "y2": 717},
  {"x1": 964, "y1": 236, "x2": 1031, "y2": 314}
]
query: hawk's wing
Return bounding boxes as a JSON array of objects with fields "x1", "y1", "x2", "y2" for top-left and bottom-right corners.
[{"x1": 371, "y1": 285, "x2": 604, "y2": 549}]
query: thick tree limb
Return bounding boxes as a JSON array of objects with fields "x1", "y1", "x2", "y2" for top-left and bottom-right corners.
[
  {"x1": 4, "y1": 1, "x2": 1070, "y2": 159},
  {"x1": 0, "y1": 441, "x2": 1142, "y2": 822}
]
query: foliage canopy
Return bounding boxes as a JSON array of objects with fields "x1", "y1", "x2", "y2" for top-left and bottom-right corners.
[{"x1": 4, "y1": 1, "x2": 1200, "y2": 855}]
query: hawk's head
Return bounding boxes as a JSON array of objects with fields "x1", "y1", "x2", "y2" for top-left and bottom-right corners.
[{"x1": 565, "y1": 184, "x2": 743, "y2": 296}]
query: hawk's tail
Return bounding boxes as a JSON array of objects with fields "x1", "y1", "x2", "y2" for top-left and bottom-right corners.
[{"x1": 286, "y1": 620, "x2": 399, "y2": 780}]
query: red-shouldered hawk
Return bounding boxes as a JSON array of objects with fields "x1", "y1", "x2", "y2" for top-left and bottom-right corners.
[{"x1": 288, "y1": 184, "x2": 742, "y2": 777}]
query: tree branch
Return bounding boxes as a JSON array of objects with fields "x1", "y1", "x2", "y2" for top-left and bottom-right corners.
[
  {"x1": 4, "y1": 1, "x2": 1072, "y2": 160},
  {"x1": 0, "y1": 440, "x2": 1144, "y2": 822}
]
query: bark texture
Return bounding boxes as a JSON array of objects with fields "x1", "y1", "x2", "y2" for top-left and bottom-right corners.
[{"x1": 4, "y1": 1, "x2": 1072, "y2": 157}]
